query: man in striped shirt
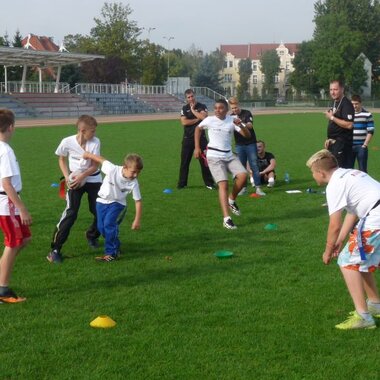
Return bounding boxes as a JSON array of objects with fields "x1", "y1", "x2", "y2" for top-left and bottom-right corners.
[{"x1": 349, "y1": 95, "x2": 375, "y2": 172}]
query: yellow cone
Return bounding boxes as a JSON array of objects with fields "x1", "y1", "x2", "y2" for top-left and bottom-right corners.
[{"x1": 90, "y1": 315, "x2": 116, "y2": 328}]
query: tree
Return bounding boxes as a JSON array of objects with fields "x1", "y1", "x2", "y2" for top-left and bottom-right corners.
[
  {"x1": 139, "y1": 41, "x2": 166, "y2": 84},
  {"x1": 312, "y1": 0, "x2": 380, "y2": 91},
  {"x1": 260, "y1": 50, "x2": 280, "y2": 98},
  {"x1": 236, "y1": 58, "x2": 252, "y2": 100},
  {"x1": 192, "y1": 50, "x2": 224, "y2": 92},
  {"x1": 289, "y1": 41, "x2": 320, "y2": 97}
]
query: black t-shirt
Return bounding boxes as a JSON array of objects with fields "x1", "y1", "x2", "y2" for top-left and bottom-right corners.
[
  {"x1": 231, "y1": 109, "x2": 256, "y2": 145},
  {"x1": 180, "y1": 102, "x2": 208, "y2": 138},
  {"x1": 327, "y1": 96, "x2": 354, "y2": 143},
  {"x1": 257, "y1": 152, "x2": 275, "y2": 173}
]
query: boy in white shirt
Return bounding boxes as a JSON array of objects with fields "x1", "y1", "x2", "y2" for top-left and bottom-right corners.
[
  {"x1": 194, "y1": 98, "x2": 250, "y2": 229},
  {"x1": 0, "y1": 109, "x2": 32, "y2": 303},
  {"x1": 47, "y1": 115, "x2": 102, "y2": 263},
  {"x1": 82, "y1": 152, "x2": 143, "y2": 262},
  {"x1": 307, "y1": 149, "x2": 380, "y2": 330}
]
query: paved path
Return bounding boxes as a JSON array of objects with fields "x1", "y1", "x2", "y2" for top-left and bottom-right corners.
[{"x1": 15, "y1": 108, "x2": 328, "y2": 128}]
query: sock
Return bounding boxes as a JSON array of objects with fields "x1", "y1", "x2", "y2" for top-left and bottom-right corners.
[
  {"x1": 224, "y1": 216, "x2": 231, "y2": 222},
  {"x1": 0, "y1": 286, "x2": 9, "y2": 295},
  {"x1": 268, "y1": 178, "x2": 275, "y2": 184},
  {"x1": 228, "y1": 198, "x2": 234, "y2": 205},
  {"x1": 368, "y1": 300, "x2": 380, "y2": 310},
  {"x1": 357, "y1": 311, "x2": 374, "y2": 322}
]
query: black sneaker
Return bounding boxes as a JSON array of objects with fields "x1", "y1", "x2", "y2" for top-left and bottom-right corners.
[
  {"x1": 228, "y1": 200, "x2": 241, "y2": 216},
  {"x1": 223, "y1": 218, "x2": 237, "y2": 230},
  {"x1": 206, "y1": 184, "x2": 216, "y2": 190},
  {"x1": 47, "y1": 249, "x2": 63, "y2": 263},
  {"x1": 177, "y1": 184, "x2": 187, "y2": 189},
  {"x1": 87, "y1": 238, "x2": 100, "y2": 249},
  {"x1": 0, "y1": 287, "x2": 26, "y2": 303}
]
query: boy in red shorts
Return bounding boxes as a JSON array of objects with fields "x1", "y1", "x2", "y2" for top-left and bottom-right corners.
[{"x1": 0, "y1": 109, "x2": 32, "y2": 303}]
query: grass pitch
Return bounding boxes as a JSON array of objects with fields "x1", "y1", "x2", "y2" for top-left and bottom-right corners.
[{"x1": 1, "y1": 113, "x2": 380, "y2": 379}]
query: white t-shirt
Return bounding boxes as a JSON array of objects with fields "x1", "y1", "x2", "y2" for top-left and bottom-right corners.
[
  {"x1": 97, "y1": 160, "x2": 141, "y2": 206},
  {"x1": 0, "y1": 141, "x2": 22, "y2": 215},
  {"x1": 55, "y1": 135, "x2": 102, "y2": 183},
  {"x1": 327, "y1": 168, "x2": 380, "y2": 229},
  {"x1": 199, "y1": 115, "x2": 241, "y2": 159}
]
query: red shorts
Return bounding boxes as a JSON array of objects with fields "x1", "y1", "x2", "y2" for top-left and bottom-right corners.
[{"x1": 0, "y1": 215, "x2": 31, "y2": 248}]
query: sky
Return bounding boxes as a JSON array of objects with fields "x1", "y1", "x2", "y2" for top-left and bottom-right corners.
[{"x1": 0, "y1": 0, "x2": 316, "y2": 52}]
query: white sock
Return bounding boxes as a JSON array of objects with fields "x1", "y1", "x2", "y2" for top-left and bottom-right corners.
[
  {"x1": 368, "y1": 300, "x2": 380, "y2": 309},
  {"x1": 268, "y1": 178, "x2": 275, "y2": 184},
  {"x1": 224, "y1": 216, "x2": 231, "y2": 222},
  {"x1": 228, "y1": 198, "x2": 234, "y2": 205},
  {"x1": 358, "y1": 311, "x2": 374, "y2": 322}
]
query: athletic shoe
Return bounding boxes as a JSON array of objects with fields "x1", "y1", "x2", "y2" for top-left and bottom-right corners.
[
  {"x1": 0, "y1": 287, "x2": 26, "y2": 303},
  {"x1": 256, "y1": 188, "x2": 266, "y2": 196},
  {"x1": 335, "y1": 311, "x2": 376, "y2": 330},
  {"x1": 368, "y1": 302, "x2": 380, "y2": 318},
  {"x1": 87, "y1": 238, "x2": 100, "y2": 249},
  {"x1": 223, "y1": 218, "x2": 237, "y2": 230},
  {"x1": 228, "y1": 200, "x2": 241, "y2": 216},
  {"x1": 47, "y1": 249, "x2": 63, "y2": 264},
  {"x1": 206, "y1": 185, "x2": 216, "y2": 190},
  {"x1": 95, "y1": 254, "x2": 117, "y2": 262},
  {"x1": 238, "y1": 187, "x2": 247, "y2": 196},
  {"x1": 177, "y1": 185, "x2": 187, "y2": 190},
  {"x1": 267, "y1": 181, "x2": 275, "y2": 188}
]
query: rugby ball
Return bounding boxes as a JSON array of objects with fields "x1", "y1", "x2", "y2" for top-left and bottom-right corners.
[{"x1": 68, "y1": 171, "x2": 86, "y2": 188}]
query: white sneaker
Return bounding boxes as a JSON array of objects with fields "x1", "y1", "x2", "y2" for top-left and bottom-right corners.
[
  {"x1": 238, "y1": 187, "x2": 247, "y2": 196},
  {"x1": 256, "y1": 187, "x2": 266, "y2": 196},
  {"x1": 223, "y1": 218, "x2": 237, "y2": 230}
]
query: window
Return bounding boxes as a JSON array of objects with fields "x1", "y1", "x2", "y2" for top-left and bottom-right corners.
[
  {"x1": 229, "y1": 61, "x2": 233, "y2": 68},
  {"x1": 275, "y1": 75, "x2": 279, "y2": 83},
  {"x1": 224, "y1": 61, "x2": 228, "y2": 68},
  {"x1": 252, "y1": 75, "x2": 257, "y2": 84},
  {"x1": 224, "y1": 74, "x2": 233, "y2": 82},
  {"x1": 252, "y1": 63, "x2": 257, "y2": 72},
  {"x1": 279, "y1": 50, "x2": 284, "y2": 56}
]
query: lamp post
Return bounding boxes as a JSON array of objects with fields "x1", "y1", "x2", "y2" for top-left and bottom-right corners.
[
  {"x1": 163, "y1": 36, "x2": 174, "y2": 81},
  {"x1": 143, "y1": 27, "x2": 156, "y2": 40}
]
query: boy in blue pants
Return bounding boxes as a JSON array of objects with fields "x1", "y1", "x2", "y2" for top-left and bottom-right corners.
[
  {"x1": 307, "y1": 149, "x2": 380, "y2": 330},
  {"x1": 82, "y1": 152, "x2": 143, "y2": 262}
]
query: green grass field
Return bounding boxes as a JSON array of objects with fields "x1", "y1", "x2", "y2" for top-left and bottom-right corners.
[{"x1": 1, "y1": 112, "x2": 380, "y2": 379}]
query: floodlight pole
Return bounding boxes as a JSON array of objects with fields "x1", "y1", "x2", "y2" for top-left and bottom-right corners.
[{"x1": 163, "y1": 36, "x2": 174, "y2": 81}]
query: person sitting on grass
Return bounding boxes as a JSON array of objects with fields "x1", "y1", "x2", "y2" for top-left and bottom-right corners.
[
  {"x1": 194, "y1": 98, "x2": 250, "y2": 230},
  {"x1": 306, "y1": 149, "x2": 380, "y2": 330},
  {"x1": 254, "y1": 140, "x2": 276, "y2": 188},
  {"x1": 0, "y1": 109, "x2": 32, "y2": 303},
  {"x1": 82, "y1": 151, "x2": 143, "y2": 262}
]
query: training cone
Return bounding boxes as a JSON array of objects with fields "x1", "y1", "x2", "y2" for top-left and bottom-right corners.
[{"x1": 90, "y1": 315, "x2": 116, "y2": 328}]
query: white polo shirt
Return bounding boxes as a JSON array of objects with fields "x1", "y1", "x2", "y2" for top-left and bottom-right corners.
[
  {"x1": 199, "y1": 115, "x2": 242, "y2": 159},
  {"x1": 0, "y1": 141, "x2": 22, "y2": 215},
  {"x1": 97, "y1": 160, "x2": 141, "y2": 206},
  {"x1": 55, "y1": 135, "x2": 102, "y2": 183}
]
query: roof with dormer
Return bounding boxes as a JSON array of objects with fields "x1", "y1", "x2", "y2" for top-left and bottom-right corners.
[{"x1": 220, "y1": 43, "x2": 299, "y2": 60}]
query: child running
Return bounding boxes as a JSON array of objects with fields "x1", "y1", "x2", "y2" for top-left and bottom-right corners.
[
  {"x1": 82, "y1": 152, "x2": 143, "y2": 262},
  {"x1": 307, "y1": 149, "x2": 380, "y2": 330},
  {"x1": 47, "y1": 115, "x2": 102, "y2": 263},
  {"x1": 0, "y1": 109, "x2": 32, "y2": 303},
  {"x1": 194, "y1": 98, "x2": 250, "y2": 229}
]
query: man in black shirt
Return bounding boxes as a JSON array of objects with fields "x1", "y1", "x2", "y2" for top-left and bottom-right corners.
[
  {"x1": 177, "y1": 89, "x2": 214, "y2": 189},
  {"x1": 324, "y1": 80, "x2": 354, "y2": 168},
  {"x1": 229, "y1": 97, "x2": 265, "y2": 196}
]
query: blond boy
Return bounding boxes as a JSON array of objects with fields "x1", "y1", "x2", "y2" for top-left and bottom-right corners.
[
  {"x1": 47, "y1": 115, "x2": 102, "y2": 263},
  {"x1": 82, "y1": 152, "x2": 143, "y2": 262},
  {"x1": 307, "y1": 149, "x2": 380, "y2": 329}
]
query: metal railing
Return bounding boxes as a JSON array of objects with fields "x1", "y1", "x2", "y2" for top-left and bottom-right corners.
[{"x1": 0, "y1": 81, "x2": 70, "y2": 93}]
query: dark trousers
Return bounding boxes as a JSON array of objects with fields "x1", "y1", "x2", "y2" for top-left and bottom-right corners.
[
  {"x1": 348, "y1": 145, "x2": 368, "y2": 172},
  {"x1": 51, "y1": 182, "x2": 101, "y2": 251},
  {"x1": 178, "y1": 135, "x2": 214, "y2": 187},
  {"x1": 328, "y1": 139, "x2": 353, "y2": 169}
]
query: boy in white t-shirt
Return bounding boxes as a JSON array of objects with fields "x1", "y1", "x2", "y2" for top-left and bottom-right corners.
[
  {"x1": 47, "y1": 115, "x2": 102, "y2": 263},
  {"x1": 82, "y1": 152, "x2": 143, "y2": 262},
  {"x1": 0, "y1": 109, "x2": 32, "y2": 303},
  {"x1": 194, "y1": 98, "x2": 250, "y2": 229},
  {"x1": 307, "y1": 149, "x2": 380, "y2": 330}
]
